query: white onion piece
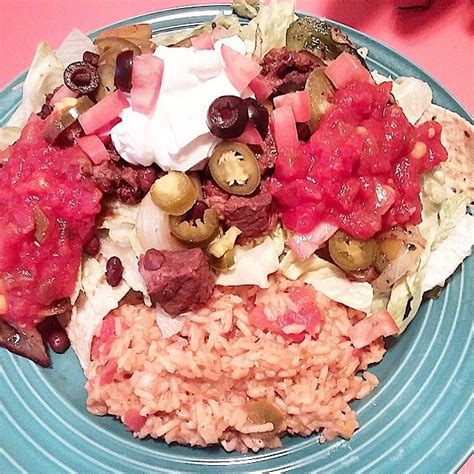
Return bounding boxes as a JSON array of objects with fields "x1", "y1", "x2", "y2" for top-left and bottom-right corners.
[
  {"x1": 155, "y1": 307, "x2": 184, "y2": 338},
  {"x1": 135, "y1": 192, "x2": 183, "y2": 252},
  {"x1": 373, "y1": 243, "x2": 424, "y2": 291}
]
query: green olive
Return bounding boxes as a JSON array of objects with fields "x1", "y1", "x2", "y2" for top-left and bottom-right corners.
[
  {"x1": 209, "y1": 142, "x2": 261, "y2": 196},
  {"x1": 169, "y1": 208, "x2": 219, "y2": 245},
  {"x1": 246, "y1": 400, "x2": 284, "y2": 430},
  {"x1": 305, "y1": 68, "x2": 334, "y2": 132},
  {"x1": 150, "y1": 171, "x2": 198, "y2": 216},
  {"x1": 328, "y1": 230, "x2": 377, "y2": 272},
  {"x1": 374, "y1": 238, "x2": 405, "y2": 273}
]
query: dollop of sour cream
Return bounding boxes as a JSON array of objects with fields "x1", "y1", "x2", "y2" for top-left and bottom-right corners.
[{"x1": 111, "y1": 36, "x2": 246, "y2": 171}]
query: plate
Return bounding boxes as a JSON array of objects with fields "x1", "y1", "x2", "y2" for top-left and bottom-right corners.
[{"x1": 0, "y1": 4, "x2": 472, "y2": 473}]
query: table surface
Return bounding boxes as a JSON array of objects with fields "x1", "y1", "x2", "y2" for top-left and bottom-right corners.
[{"x1": 1, "y1": 0, "x2": 473, "y2": 114}]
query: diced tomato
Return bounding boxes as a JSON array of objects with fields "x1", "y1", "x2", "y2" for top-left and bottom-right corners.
[
  {"x1": 248, "y1": 285, "x2": 323, "y2": 343},
  {"x1": 99, "y1": 359, "x2": 118, "y2": 385},
  {"x1": 221, "y1": 45, "x2": 262, "y2": 93},
  {"x1": 271, "y1": 106, "x2": 299, "y2": 155},
  {"x1": 289, "y1": 221, "x2": 338, "y2": 261},
  {"x1": 77, "y1": 135, "x2": 110, "y2": 165},
  {"x1": 376, "y1": 184, "x2": 396, "y2": 215},
  {"x1": 131, "y1": 54, "x2": 165, "y2": 115},
  {"x1": 273, "y1": 91, "x2": 311, "y2": 123},
  {"x1": 79, "y1": 90, "x2": 128, "y2": 135},
  {"x1": 124, "y1": 409, "x2": 147, "y2": 432},
  {"x1": 191, "y1": 32, "x2": 214, "y2": 50},
  {"x1": 348, "y1": 310, "x2": 399, "y2": 349},
  {"x1": 249, "y1": 75, "x2": 274, "y2": 102},
  {"x1": 91, "y1": 314, "x2": 117, "y2": 360},
  {"x1": 235, "y1": 122, "x2": 263, "y2": 146},
  {"x1": 325, "y1": 52, "x2": 372, "y2": 89},
  {"x1": 50, "y1": 85, "x2": 77, "y2": 106}
]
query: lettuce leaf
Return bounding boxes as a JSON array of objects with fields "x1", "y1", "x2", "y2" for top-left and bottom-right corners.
[{"x1": 279, "y1": 251, "x2": 373, "y2": 312}]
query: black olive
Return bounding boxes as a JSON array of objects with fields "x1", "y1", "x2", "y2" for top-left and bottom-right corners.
[
  {"x1": 64, "y1": 61, "x2": 100, "y2": 95},
  {"x1": 114, "y1": 50, "x2": 134, "y2": 93},
  {"x1": 245, "y1": 98, "x2": 269, "y2": 138},
  {"x1": 207, "y1": 95, "x2": 248, "y2": 139}
]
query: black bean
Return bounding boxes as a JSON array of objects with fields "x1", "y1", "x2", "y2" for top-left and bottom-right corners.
[
  {"x1": 47, "y1": 329, "x2": 70, "y2": 354},
  {"x1": 106, "y1": 256, "x2": 123, "y2": 287},
  {"x1": 142, "y1": 249, "x2": 164, "y2": 271},
  {"x1": 84, "y1": 234, "x2": 101, "y2": 256},
  {"x1": 83, "y1": 51, "x2": 100, "y2": 68}
]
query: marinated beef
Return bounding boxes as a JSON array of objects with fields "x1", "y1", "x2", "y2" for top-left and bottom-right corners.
[
  {"x1": 84, "y1": 159, "x2": 159, "y2": 205},
  {"x1": 223, "y1": 189, "x2": 274, "y2": 238},
  {"x1": 139, "y1": 248, "x2": 214, "y2": 316},
  {"x1": 259, "y1": 48, "x2": 324, "y2": 97},
  {"x1": 202, "y1": 179, "x2": 228, "y2": 219}
]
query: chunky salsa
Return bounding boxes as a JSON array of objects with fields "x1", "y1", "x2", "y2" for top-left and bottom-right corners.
[
  {"x1": 271, "y1": 81, "x2": 447, "y2": 239},
  {"x1": 0, "y1": 115, "x2": 102, "y2": 329}
]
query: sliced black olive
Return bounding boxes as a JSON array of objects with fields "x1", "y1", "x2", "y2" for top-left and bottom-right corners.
[
  {"x1": 207, "y1": 96, "x2": 249, "y2": 139},
  {"x1": 209, "y1": 142, "x2": 261, "y2": 196},
  {"x1": 114, "y1": 50, "x2": 134, "y2": 93},
  {"x1": 245, "y1": 98, "x2": 269, "y2": 138},
  {"x1": 63, "y1": 61, "x2": 100, "y2": 95}
]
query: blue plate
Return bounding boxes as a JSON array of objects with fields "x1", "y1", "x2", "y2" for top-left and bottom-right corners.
[{"x1": 0, "y1": 4, "x2": 472, "y2": 473}]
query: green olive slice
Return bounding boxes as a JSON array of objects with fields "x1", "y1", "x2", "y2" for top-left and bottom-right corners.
[
  {"x1": 169, "y1": 208, "x2": 219, "y2": 245},
  {"x1": 150, "y1": 171, "x2": 198, "y2": 216},
  {"x1": 328, "y1": 230, "x2": 377, "y2": 272},
  {"x1": 305, "y1": 68, "x2": 334, "y2": 132},
  {"x1": 209, "y1": 142, "x2": 261, "y2": 196}
]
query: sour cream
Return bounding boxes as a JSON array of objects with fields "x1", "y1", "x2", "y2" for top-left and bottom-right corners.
[{"x1": 111, "y1": 36, "x2": 246, "y2": 171}]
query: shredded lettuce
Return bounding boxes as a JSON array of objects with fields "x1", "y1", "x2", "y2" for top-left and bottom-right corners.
[
  {"x1": 239, "y1": 0, "x2": 296, "y2": 58},
  {"x1": 153, "y1": 13, "x2": 241, "y2": 47},
  {"x1": 216, "y1": 235, "x2": 283, "y2": 288},
  {"x1": 387, "y1": 170, "x2": 471, "y2": 332},
  {"x1": 55, "y1": 28, "x2": 94, "y2": 68},
  {"x1": 7, "y1": 43, "x2": 64, "y2": 128},
  {"x1": 279, "y1": 251, "x2": 373, "y2": 312},
  {"x1": 232, "y1": 0, "x2": 262, "y2": 19}
]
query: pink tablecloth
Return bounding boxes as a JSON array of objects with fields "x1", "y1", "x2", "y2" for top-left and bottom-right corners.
[{"x1": 1, "y1": 0, "x2": 473, "y2": 113}]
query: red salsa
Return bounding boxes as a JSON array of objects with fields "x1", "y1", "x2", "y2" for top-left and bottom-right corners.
[
  {"x1": 0, "y1": 115, "x2": 102, "y2": 329},
  {"x1": 270, "y1": 81, "x2": 447, "y2": 239}
]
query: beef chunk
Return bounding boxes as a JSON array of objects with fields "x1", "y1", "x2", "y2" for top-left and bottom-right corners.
[
  {"x1": 259, "y1": 48, "x2": 324, "y2": 97},
  {"x1": 139, "y1": 248, "x2": 215, "y2": 315},
  {"x1": 223, "y1": 189, "x2": 274, "y2": 238}
]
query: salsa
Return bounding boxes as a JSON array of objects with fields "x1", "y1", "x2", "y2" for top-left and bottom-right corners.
[
  {"x1": 0, "y1": 115, "x2": 102, "y2": 329},
  {"x1": 270, "y1": 81, "x2": 447, "y2": 239}
]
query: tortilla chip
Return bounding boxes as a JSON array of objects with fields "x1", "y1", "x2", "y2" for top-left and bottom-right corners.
[{"x1": 417, "y1": 104, "x2": 474, "y2": 202}]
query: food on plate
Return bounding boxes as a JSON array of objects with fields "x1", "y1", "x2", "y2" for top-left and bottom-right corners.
[{"x1": 0, "y1": 0, "x2": 472, "y2": 454}]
